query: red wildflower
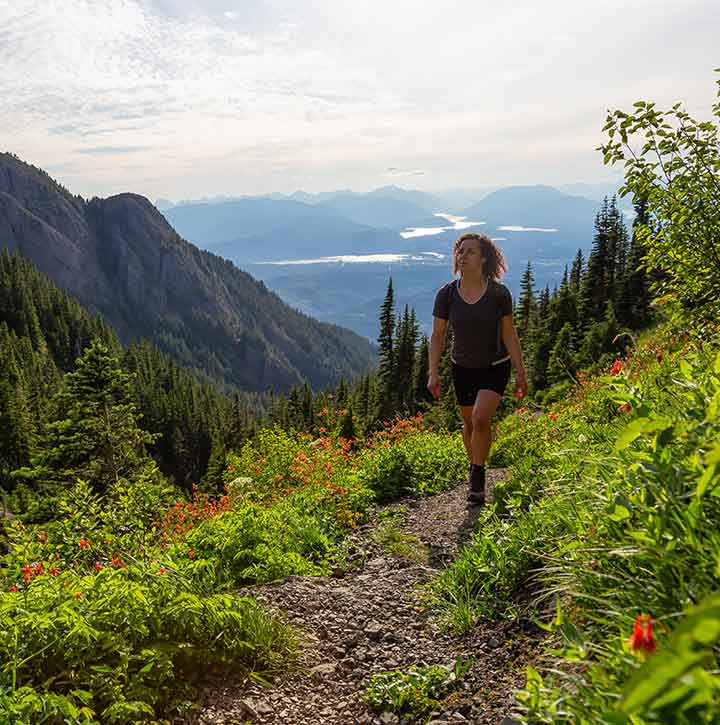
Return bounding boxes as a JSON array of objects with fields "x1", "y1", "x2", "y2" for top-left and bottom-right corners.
[
  {"x1": 22, "y1": 562, "x2": 43, "y2": 583},
  {"x1": 49, "y1": 566, "x2": 60, "y2": 576},
  {"x1": 111, "y1": 555, "x2": 123, "y2": 568},
  {"x1": 39, "y1": 532, "x2": 47, "y2": 544},
  {"x1": 618, "y1": 402, "x2": 632, "y2": 414},
  {"x1": 610, "y1": 360, "x2": 623, "y2": 375},
  {"x1": 319, "y1": 427, "x2": 327, "y2": 434},
  {"x1": 8, "y1": 585, "x2": 18, "y2": 592},
  {"x1": 548, "y1": 412, "x2": 558, "y2": 422},
  {"x1": 159, "y1": 566, "x2": 167, "y2": 575},
  {"x1": 78, "y1": 538, "x2": 89, "y2": 549},
  {"x1": 514, "y1": 388, "x2": 525, "y2": 399},
  {"x1": 94, "y1": 562, "x2": 104, "y2": 573},
  {"x1": 628, "y1": 614, "x2": 656, "y2": 654},
  {"x1": 187, "y1": 548, "x2": 197, "y2": 560}
]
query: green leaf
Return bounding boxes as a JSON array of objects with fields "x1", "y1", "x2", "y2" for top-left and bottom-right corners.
[{"x1": 609, "y1": 504, "x2": 631, "y2": 521}]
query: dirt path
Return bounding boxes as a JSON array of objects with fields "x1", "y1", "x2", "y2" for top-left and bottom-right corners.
[{"x1": 195, "y1": 469, "x2": 541, "y2": 724}]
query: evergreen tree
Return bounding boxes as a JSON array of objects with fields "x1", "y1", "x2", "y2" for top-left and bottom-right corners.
[
  {"x1": 580, "y1": 198, "x2": 611, "y2": 324},
  {"x1": 395, "y1": 305, "x2": 418, "y2": 412},
  {"x1": 618, "y1": 195, "x2": 652, "y2": 328},
  {"x1": 547, "y1": 322, "x2": 577, "y2": 384},
  {"x1": 14, "y1": 339, "x2": 158, "y2": 503},
  {"x1": 570, "y1": 249, "x2": 584, "y2": 290},
  {"x1": 515, "y1": 261, "x2": 536, "y2": 340},
  {"x1": 374, "y1": 277, "x2": 397, "y2": 424},
  {"x1": 412, "y1": 335, "x2": 431, "y2": 409}
]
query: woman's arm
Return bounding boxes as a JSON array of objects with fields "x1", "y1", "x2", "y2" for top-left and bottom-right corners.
[
  {"x1": 427, "y1": 316, "x2": 448, "y2": 399},
  {"x1": 501, "y1": 315, "x2": 527, "y2": 397}
]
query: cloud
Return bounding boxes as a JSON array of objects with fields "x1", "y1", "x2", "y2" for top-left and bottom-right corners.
[
  {"x1": 384, "y1": 167, "x2": 427, "y2": 177},
  {"x1": 76, "y1": 146, "x2": 150, "y2": 155},
  {"x1": 2, "y1": 0, "x2": 717, "y2": 198}
]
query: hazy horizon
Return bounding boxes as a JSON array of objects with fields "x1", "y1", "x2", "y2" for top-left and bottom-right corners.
[{"x1": 2, "y1": 1, "x2": 718, "y2": 201}]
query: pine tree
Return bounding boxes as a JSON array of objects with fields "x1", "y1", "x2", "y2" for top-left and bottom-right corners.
[
  {"x1": 580, "y1": 198, "x2": 611, "y2": 324},
  {"x1": 412, "y1": 335, "x2": 431, "y2": 409},
  {"x1": 570, "y1": 249, "x2": 584, "y2": 290},
  {"x1": 374, "y1": 277, "x2": 397, "y2": 424},
  {"x1": 395, "y1": 305, "x2": 418, "y2": 412},
  {"x1": 547, "y1": 322, "x2": 577, "y2": 384},
  {"x1": 618, "y1": 195, "x2": 652, "y2": 328},
  {"x1": 14, "y1": 339, "x2": 158, "y2": 501},
  {"x1": 515, "y1": 261, "x2": 536, "y2": 340}
]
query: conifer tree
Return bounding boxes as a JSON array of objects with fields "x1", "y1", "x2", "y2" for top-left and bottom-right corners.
[
  {"x1": 395, "y1": 305, "x2": 418, "y2": 412},
  {"x1": 14, "y1": 339, "x2": 158, "y2": 500},
  {"x1": 580, "y1": 198, "x2": 611, "y2": 324},
  {"x1": 547, "y1": 322, "x2": 577, "y2": 384},
  {"x1": 374, "y1": 277, "x2": 397, "y2": 423},
  {"x1": 570, "y1": 249, "x2": 584, "y2": 290},
  {"x1": 413, "y1": 335, "x2": 431, "y2": 409},
  {"x1": 515, "y1": 261, "x2": 536, "y2": 340}
]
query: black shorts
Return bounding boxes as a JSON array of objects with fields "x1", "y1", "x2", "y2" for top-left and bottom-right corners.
[{"x1": 451, "y1": 359, "x2": 512, "y2": 406}]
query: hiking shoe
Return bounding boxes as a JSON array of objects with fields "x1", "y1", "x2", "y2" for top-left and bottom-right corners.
[{"x1": 466, "y1": 464, "x2": 486, "y2": 505}]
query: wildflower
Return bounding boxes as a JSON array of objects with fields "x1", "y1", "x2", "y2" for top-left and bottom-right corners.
[
  {"x1": 618, "y1": 402, "x2": 632, "y2": 414},
  {"x1": 610, "y1": 360, "x2": 623, "y2": 375},
  {"x1": 78, "y1": 538, "x2": 89, "y2": 549},
  {"x1": 159, "y1": 566, "x2": 167, "y2": 575},
  {"x1": 8, "y1": 584, "x2": 18, "y2": 592},
  {"x1": 628, "y1": 614, "x2": 656, "y2": 654},
  {"x1": 514, "y1": 388, "x2": 525, "y2": 399},
  {"x1": 111, "y1": 555, "x2": 123, "y2": 568},
  {"x1": 319, "y1": 427, "x2": 327, "y2": 434},
  {"x1": 94, "y1": 562, "x2": 104, "y2": 573},
  {"x1": 39, "y1": 532, "x2": 47, "y2": 544},
  {"x1": 22, "y1": 562, "x2": 42, "y2": 583},
  {"x1": 187, "y1": 548, "x2": 197, "y2": 560},
  {"x1": 49, "y1": 565, "x2": 60, "y2": 576},
  {"x1": 74, "y1": 592, "x2": 83, "y2": 600},
  {"x1": 548, "y1": 412, "x2": 558, "y2": 422}
]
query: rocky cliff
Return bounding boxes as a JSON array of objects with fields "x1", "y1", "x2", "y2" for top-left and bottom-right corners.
[{"x1": 0, "y1": 153, "x2": 375, "y2": 392}]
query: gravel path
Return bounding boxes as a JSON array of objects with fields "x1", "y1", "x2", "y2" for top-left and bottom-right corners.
[{"x1": 194, "y1": 469, "x2": 542, "y2": 724}]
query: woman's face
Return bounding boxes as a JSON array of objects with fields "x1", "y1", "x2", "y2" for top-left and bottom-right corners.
[{"x1": 456, "y1": 239, "x2": 485, "y2": 275}]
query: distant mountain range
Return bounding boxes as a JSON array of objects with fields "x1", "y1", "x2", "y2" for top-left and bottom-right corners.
[
  {"x1": 0, "y1": 153, "x2": 375, "y2": 392},
  {"x1": 160, "y1": 181, "x2": 619, "y2": 340}
]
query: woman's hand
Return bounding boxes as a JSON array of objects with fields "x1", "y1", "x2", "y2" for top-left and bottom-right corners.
[
  {"x1": 514, "y1": 371, "x2": 527, "y2": 399},
  {"x1": 427, "y1": 373, "x2": 441, "y2": 399}
]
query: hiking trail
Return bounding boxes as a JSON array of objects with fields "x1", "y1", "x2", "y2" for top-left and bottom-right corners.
[{"x1": 195, "y1": 469, "x2": 543, "y2": 724}]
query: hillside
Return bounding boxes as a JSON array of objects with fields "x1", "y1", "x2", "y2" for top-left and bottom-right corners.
[{"x1": 0, "y1": 153, "x2": 375, "y2": 392}]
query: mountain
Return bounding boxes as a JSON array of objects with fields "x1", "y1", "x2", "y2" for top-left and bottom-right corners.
[
  {"x1": 317, "y1": 192, "x2": 431, "y2": 229},
  {"x1": 558, "y1": 182, "x2": 622, "y2": 202},
  {"x1": 462, "y1": 185, "x2": 598, "y2": 227},
  {"x1": 0, "y1": 152, "x2": 375, "y2": 392},
  {"x1": 163, "y1": 197, "x2": 402, "y2": 259}
]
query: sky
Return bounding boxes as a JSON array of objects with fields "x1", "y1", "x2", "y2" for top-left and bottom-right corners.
[{"x1": 1, "y1": 0, "x2": 718, "y2": 201}]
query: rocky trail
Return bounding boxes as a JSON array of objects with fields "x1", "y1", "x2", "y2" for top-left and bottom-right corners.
[{"x1": 195, "y1": 470, "x2": 543, "y2": 724}]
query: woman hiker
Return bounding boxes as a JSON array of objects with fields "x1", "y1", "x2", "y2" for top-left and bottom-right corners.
[{"x1": 427, "y1": 232, "x2": 527, "y2": 505}]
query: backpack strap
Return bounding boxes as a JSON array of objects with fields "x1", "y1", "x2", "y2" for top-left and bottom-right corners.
[{"x1": 490, "y1": 280, "x2": 510, "y2": 365}]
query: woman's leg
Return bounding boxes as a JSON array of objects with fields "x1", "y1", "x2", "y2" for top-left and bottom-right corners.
[
  {"x1": 470, "y1": 390, "x2": 503, "y2": 465},
  {"x1": 459, "y1": 406, "x2": 474, "y2": 463}
]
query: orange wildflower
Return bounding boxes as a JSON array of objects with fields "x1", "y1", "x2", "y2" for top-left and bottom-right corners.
[{"x1": 628, "y1": 614, "x2": 656, "y2": 655}]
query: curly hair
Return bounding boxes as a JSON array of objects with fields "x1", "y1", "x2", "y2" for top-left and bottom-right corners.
[{"x1": 452, "y1": 232, "x2": 508, "y2": 279}]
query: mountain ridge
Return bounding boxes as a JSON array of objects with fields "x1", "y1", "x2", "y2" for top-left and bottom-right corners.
[{"x1": 0, "y1": 152, "x2": 375, "y2": 393}]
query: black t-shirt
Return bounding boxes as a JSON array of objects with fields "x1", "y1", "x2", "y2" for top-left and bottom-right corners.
[{"x1": 432, "y1": 278, "x2": 513, "y2": 368}]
